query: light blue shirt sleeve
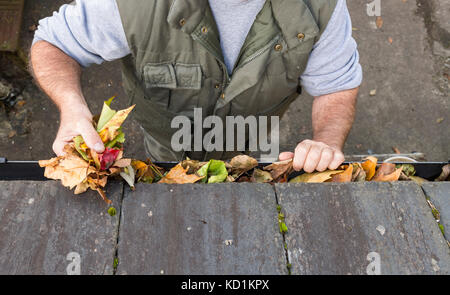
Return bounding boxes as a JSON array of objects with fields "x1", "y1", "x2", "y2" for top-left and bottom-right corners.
[
  {"x1": 33, "y1": 0, "x2": 362, "y2": 95},
  {"x1": 32, "y1": 0, "x2": 130, "y2": 67},
  {"x1": 300, "y1": 0, "x2": 363, "y2": 97}
]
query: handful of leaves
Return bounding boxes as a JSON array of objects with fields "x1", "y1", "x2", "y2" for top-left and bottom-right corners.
[{"x1": 39, "y1": 97, "x2": 135, "y2": 204}]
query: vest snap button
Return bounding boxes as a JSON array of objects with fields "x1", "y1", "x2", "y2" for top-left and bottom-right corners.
[
  {"x1": 201, "y1": 26, "x2": 208, "y2": 34},
  {"x1": 221, "y1": 93, "x2": 225, "y2": 99},
  {"x1": 179, "y1": 18, "x2": 186, "y2": 26},
  {"x1": 215, "y1": 84, "x2": 220, "y2": 89},
  {"x1": 297, "y1": 33, "x2": 305, "y2": 40},
  {"x1": 274, "y1": 44, "x2": 282, "y2": 51}
]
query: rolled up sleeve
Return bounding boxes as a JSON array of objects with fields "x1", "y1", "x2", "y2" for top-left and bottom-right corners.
[
  {"x1": 300, "y1": 0, "x2": 363, "y2": 97},
  {"x1": 32, "y1": 0, "x2": 130, "y2": 67}
]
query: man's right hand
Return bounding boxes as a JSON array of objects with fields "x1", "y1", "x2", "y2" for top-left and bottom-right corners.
[{"x1": 53, "y1": 103, "x2": 105, "y2": 156}]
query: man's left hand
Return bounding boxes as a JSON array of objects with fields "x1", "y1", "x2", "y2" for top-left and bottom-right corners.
[{"x1": 278, "y1": 139, "x2": 345, "y2": 173}]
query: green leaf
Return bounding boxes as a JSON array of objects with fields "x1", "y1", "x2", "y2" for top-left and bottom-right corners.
[
  {"x1": 73, "y1": 135, "x2": 89, "y2": 161},
  {"x1": 196, "y1": 161, "x2": 211, "y2": 183},
  {"x1": 197, "y1": 160, "x2": 228, "y2": 183},
  {"x1": 105, "y1": 129, "x2": 125, "y2": 148},
  {"x1": 108, "y1": 207, "x2": 117, "y2": 216},
  {"x1": 207, "y1": 160, "x2": 228, "y2": 183},
  {"x1": 97, "y1": 99, "x2": 117, "y2": 132}
]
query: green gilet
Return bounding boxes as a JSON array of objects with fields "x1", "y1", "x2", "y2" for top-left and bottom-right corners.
[{"x1": 116, "y1": 0, "x2": 337, "y2": 161}]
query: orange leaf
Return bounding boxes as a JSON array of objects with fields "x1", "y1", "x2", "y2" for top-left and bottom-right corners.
[
  {"x1": 362, "y1": 156, "x2": 377, "y2": 180},
  {"x1": 372, "y1": 163, "x2": 402, "y2": 182},
  {"x1": 376, "y1": 16, "x2": 383, "y2": 29},
  {"x1": 159, "y1": 163, "x2": 204, "y2": 184},
  {"x1": 331, "y1": 164, "x2": 353, "y2": 182}
]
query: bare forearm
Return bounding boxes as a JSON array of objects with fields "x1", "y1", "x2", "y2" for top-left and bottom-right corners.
[
  {"x1": 30, "y1": 40, "x2": 104, "y2": 155},
  {"x1": 312, "y1": 87, "x2": 358, "y2": 150},
  {"x1": 30, "y1": 40, "x2": 89, "y2": 113}
]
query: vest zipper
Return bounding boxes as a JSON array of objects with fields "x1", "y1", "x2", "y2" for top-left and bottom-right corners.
[{"x1": 232, "y1": 35, "x2": 281, "y2": 74}]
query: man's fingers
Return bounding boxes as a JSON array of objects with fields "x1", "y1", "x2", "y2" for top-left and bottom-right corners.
[
  {"x1": 316, "y1": 148, "x2": 334, "y2": 172},
  {"x1": 278, "y1": 152, "x2": 294, "y2": 161},
  {"x1": 293, "y1": 141, "x2": 311, "y2": 171},
  {"x1": 79, "y1": 124, "x2": 105, "y2": 153},
  {"x1": 329, "y1": 150, "x2": 345, "y2": 170},
  {"x1": 303, "y1": 145, "x2": 323, "y2": 173},
  {"x1": 52, "y1": 137, "x2": 68, "y2": 156}
]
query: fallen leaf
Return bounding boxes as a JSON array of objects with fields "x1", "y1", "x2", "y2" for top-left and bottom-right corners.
[
  {"x1": 362, "y1": 156, "x2": 378, "y2": 180},
  {"x1": 435, "y1": 164, "x2": 450, "y2": 181},
  {"x1": 264, "y1": 159, "x2": 293, "y2": 181},
  {"x1": 331, "y1": 164, "x2": 353, "y2": 182},
  {"x1": 409, "y1": 176, "x2": 428, "y2": 185},
  {"x1": 376, "y1": 16, "x2": 383, "y2": 29},
  {"x1": 229, "y1": 155, "x2": 258, "y2": 178},
  {"x1": 180, "y1": 158, "x2": 207, "y2": 174},
  {"x1": 159, "y1": 163, "x2": 204, "y2": 184},
  {"x1": 196, "y1": 160, "x2": 228, "y2": 183},
  {"x1": 120, "y1": 165, "x2": 136, "y2": 189},
  {"x1": 113, "y1": 158, "x2": 131, "y2": 168},
  {"x1": 392, "y1": 147, "x2": 401, "y2": 154},
  {"x1": 99, "y1": 105, "x2": 135, "y2": 142},
  {"x1": 399, "y1": 164, "x2": 415, "y2": 177},
  {"x1": 369, "y1": 89, "x2": 377, "y2": 96},
  {"x1": 372, "y1": 163, "x2": 402, "y2": 182},
  {"x1": 251, "y1": 169, "x2": 273, "y2": 183},
  {"x1": 98, "y1": 148, "x2": 121, "y2": 170},
  {"x1": 289, "y1": 170, "x2": 344, "y2": 183}
]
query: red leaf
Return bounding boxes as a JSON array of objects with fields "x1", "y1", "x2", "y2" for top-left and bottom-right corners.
[{"x1": 98, "y1": 148, "x2": 121, "y2": 170}]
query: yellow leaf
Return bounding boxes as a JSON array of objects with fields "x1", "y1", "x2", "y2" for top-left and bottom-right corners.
[
  {"x1": 100, "y1": 105, "x2": 135, "y2": 141},
  {"x1": 289, "y1": 170, "x2": 344, "y2": 183}
]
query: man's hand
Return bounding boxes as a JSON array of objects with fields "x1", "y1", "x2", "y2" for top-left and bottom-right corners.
[
  {"x1": 30, "y1": 41, "x2": 104, "y2": 156},
  {"x1": 279, "y1": 140, "x2": 345, "y2": 173},
  {"x1": 279, "y1": 88, "x2": 358, "y2": 172},
  {"x1": 53, "y1": 103, "x2": 104, "y2": 156}
]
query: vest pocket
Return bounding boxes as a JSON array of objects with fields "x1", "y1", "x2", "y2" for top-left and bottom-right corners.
[
  {"x1": 174, "y1": 63, "x2": 202, "y2": 90},
  {"x1": 143, "y1": 62, "x2": 177, "y2": 89},
  {"x1": 142, "y1": 62, "x2": 203, "y2": 111}
]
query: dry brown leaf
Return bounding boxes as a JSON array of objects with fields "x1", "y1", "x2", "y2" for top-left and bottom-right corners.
[
  {"x1": 40, "y1": 146, "x2": 94, "y2": 190},
  {"x1": 113, "y1": 158, "x2": 132, "y2": 168},
  {"x1": 331, "y1": 164, "x2": 353, "y2": 182},
  {"x1": 372, "y1": 163, "x2": 402, "y2": 182},
  {"x1": 250, "y1": 168, "x2": 273, "y2": 183},
  {"x1": 264, "y1": 159, "x2": 293, "y2": 181},
  {"x1": 435, "y1": 164, "x2": 450, "y2": 181},
  {"x1": 376, "y1": 16, "x2": 383, "y2": 29},
  {"x1": 362, "y1": 156, "x2": 377, "y2": 180},
  {"x1": 229, "y1": 155, "x2": 258, "y2": 178},
  {"x1": 74, "y1": 181, "x2": 89, "y2": 195},
  {"x1": 180, "y1": 158, "x2": 207, "y2": 174},
  {"x1": 159, "y1": 163, "x2": 204, "y2": 184},
  {"x1": 289, "y1": 170, "x2": 344, "y2": 183},
  {"x1": 409, "y1": 176, "x2": 428, "y2": 185}
]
